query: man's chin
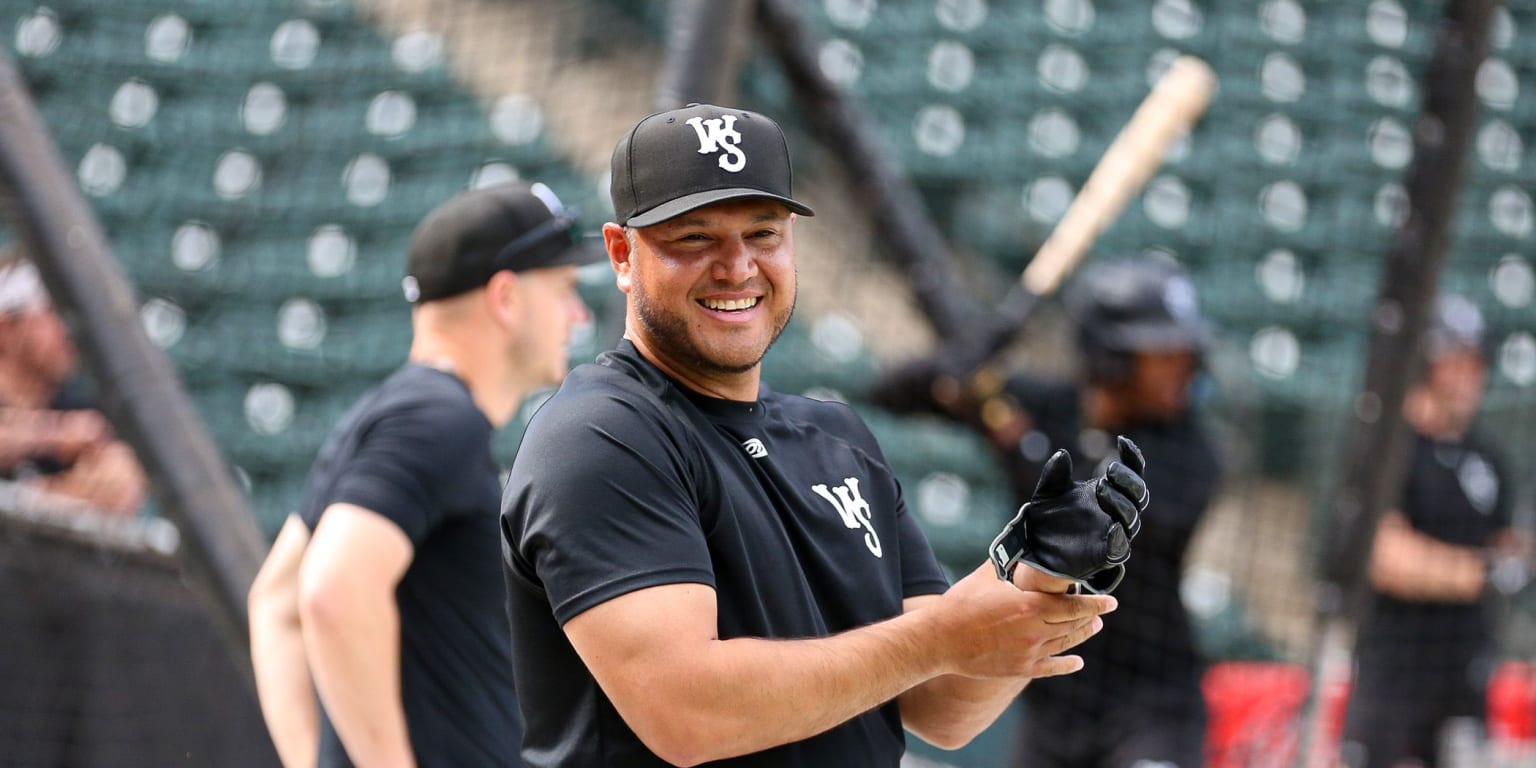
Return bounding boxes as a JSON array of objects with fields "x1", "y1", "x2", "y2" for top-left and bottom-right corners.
[
  {"x1": 701, "y1": 354, "x2": 764, "y2": 376},
  {"x1": 695, "y1": 342, "x2": 771, "y2": 376}
]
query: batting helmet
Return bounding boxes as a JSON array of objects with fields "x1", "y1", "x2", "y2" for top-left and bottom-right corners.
[{"x1": 1065, "y1": 257, "x2": 1212, "y2": 383}]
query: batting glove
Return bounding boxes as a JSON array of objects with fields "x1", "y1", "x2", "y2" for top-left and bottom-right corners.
[{"x1": 989, "y1": 436, "x2": 1148, "y2": 594}]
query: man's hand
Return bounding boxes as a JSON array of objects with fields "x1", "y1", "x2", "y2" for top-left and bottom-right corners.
[
  {"x1": 989, "y1": 436, "x2": 1148, "y2": 593},
  {"x1": 927, "y1": 563, "x2": 1115, "y2": 680},
  {"x1": 42, "y1": 441, "x2": 147, "y2": 516}
]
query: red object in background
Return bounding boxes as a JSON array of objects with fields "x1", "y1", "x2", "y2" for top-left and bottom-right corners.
[
  {"x1": 1203, "y1": 659, "x2": 1536, "y2": 767},
  {"x1": 1201, "y1": 661, "x2": 1348, "y2": 768},
  {"x1": 1488, "y1": 660, "x2": 1536, "y2": 743}
]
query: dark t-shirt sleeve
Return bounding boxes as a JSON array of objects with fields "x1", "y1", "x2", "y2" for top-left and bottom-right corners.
[
  {"x1": 896, "y1": 501, "x2": 950, "y2": 598},
  {"x1": 323, "y1": 399, "x2": 490, "y2": 544},
  {"x1": 503, "y1": 386, "x2": 716, "y2": 625}
]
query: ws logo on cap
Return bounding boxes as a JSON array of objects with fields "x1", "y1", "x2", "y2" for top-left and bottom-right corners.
[{"x1": 686, "y1": 115, "x2": 745, "y2": 173}]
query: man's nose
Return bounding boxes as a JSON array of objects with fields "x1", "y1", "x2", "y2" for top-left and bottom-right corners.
[{"x1": 711, "y1": 238, "x2": 757, "y2": 283}]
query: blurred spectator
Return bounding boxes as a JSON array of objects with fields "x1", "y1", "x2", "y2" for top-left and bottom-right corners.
[
  {"x1": 249, "y1": 181, "x2": 602, "y2": 768},
  {"x1": 0, "y1": 256, "x2": 146, "y2": 515},
  {"x1": 872, "y1": 256, "x2": 1221, "y2": 768},
  {"x1": 1343, "y1": 294, "x2": 1533, "y2": 768}
]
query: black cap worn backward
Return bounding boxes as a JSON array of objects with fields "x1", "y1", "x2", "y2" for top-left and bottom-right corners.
[
  {"x1": 402, "y1": 181, "x2": 604, "y2": 304},
  {"x1": 610, "y1": 103, "x2": 815, "y2": 227}
]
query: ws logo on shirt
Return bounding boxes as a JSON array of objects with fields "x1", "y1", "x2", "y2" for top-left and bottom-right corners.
[{"x1": 811, "y1": 478, "x2": 882, "y2": 558}]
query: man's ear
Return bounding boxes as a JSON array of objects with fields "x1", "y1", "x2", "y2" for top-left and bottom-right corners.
[
  {"x1": 602, "y1": 223, "x2": 633, "y2": 295},
  {"x1": 483, "y1": 269, "x2": 521, "y2": 328}
]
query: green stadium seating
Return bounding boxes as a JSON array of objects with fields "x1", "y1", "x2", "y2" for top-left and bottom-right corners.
[
  {"x1": 0, "y1": 0, "x2": 606, "y2": 532},
  {"x1": 6, "y1": 0, "x2": 1535, "y2": 606}
]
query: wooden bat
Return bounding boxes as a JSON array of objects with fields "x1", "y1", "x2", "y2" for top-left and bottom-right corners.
[
  {"x1": 870, "y1": 56, "x2": 1218, "y2": 421},
  {"x1": 954, "y1": 54, "x2": 1218, "y2": 369},
  {"x1": 1021, "y1": 54, "x2": 1218, "y2": 298}
]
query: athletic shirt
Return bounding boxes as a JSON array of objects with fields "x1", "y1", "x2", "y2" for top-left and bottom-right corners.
[
  {"x1": 1002, "y1": 378, "x2": 1220, "y2": 718},
  {"x1": 1355, "y1": 432, "x2": 1510, "y2": 693},
  {"x1": 501, "y1": 341, "x2": 950, "y2": 767},
  {"x1": 297, "y1": 364, "x2": 518, "y2": 768}
]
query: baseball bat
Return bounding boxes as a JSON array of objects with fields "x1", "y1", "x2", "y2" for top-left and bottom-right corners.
[
  {"x1": 870, "y1": 56, "x2": 1217, "y2": 417},
  {"x1": 1021, "y1": 55, "x2": 1217, "y2": 298},
  {"x1": 980, "y1": 55, "x2": 1218, "y2": 357}
]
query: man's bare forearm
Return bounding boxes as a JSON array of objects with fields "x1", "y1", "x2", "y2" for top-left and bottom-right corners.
[
  {"x1": 251, "y1": 518, "x2": 320, "y2": 768},
  {"x1": 251, "y1": 609, "x2": 319, "y2": 768},
  {"x1": 301, "y1": 584, "x2": 416, "y2": 768},
  {"x1": 567, "y1": 567, "x2": 1110, "y2": 766}
]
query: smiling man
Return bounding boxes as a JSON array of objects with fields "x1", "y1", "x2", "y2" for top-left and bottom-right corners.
[{"x1": 500, "y1": 103, "x2": 1149, "y2": 767}]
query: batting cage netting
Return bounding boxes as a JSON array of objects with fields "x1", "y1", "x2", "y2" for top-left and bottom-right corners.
[
  {"x1": 0, "y1": 485, "x2": 276, "y2": 766},
  {"x1": 0, "y1": 0, "x2": 1533, "y2": 766}
]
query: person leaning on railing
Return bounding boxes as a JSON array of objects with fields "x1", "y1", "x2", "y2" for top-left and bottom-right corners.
[{"x1": 0, "y1": 255, "x2": 145, "y2": 517}]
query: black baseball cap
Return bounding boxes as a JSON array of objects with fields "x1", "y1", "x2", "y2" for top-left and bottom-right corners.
[
  {"x1": 1067, "y1": 257, "x2": 1213, "y2": 353},
  {"x1": 402, "y1": 181, "x2": 602, "y2": 304},
  {"x1": 610, "y1": 103, "x2": 815, "y2": 227}
]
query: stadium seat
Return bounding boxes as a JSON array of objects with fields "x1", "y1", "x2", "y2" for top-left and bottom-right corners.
[{"x1": 0, "y1": 0, "x2": 605, "y2": 530}]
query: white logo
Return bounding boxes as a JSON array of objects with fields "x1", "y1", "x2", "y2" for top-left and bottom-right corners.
[
  {"x1": 811, "y1": 477, "x2": 882, "y2": 558},
  {"x1": 685, "y1": 115, "x2": 746, "y2": 173},
  {"x1": 1163, "y1": 275, "x2": 1199, "y2": 322},
  {"x1": 1457, "y1": 452, "x2": 1499, "y2": 515},
  {"x1": 742, "y1": 438, "x2": 768, "y2": 459}
]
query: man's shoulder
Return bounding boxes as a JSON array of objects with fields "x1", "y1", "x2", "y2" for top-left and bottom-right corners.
[
  {"x1": 1004, "y1": 375, "x2": 1080, "y2": 414},
  {"x1": 512, "y1": 358, "x2": 683, "y2": 466},
  {"x1": 767, "y1": 387, "x2": 863, "y2": 424},
  {"x1": 332, "y1": 365, "x2": 488, "y2": 446},
  {"x1": 765, "y1": 388, "x2": 881, "y2": 449},
  {"x1": 1462, "y1": 430, "x2": 1507, "y2": 463},
  {"x1": 540, "y1": 350, "x2": 681, "y2": 419}
]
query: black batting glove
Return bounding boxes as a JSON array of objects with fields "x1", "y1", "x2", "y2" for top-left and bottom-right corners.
[{"x1": 989, "y1": 436, "x2": 1148, "y2": 594}]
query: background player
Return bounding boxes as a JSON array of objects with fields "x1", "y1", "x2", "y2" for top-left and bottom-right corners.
[
  {"x1": 1342, "y1": 294, "x2": 1532, "y2": 768},
  {"x1": 0, "y1": 255, "x2": 147, "y2": 516},
  {"x1": 247, "y1": 181, "x2": 601, "y2": 768},
  {"x1": 872, "y1": 255, "x2": 1220, "y2": 767},
  {"x1": 501, "y1": 102, "x2": 1149, "y2": 767}
]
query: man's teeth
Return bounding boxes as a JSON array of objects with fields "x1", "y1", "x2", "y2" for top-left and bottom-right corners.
[{"x1": 702, "y1": 297, "x2": 759, "y2": 311}]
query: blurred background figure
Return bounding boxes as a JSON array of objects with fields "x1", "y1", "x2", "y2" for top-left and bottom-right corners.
[
  {"x1": 872, "y1": 255, "x2": 1221, "y2": 768},
  {"x1": 1342, "y1": 294, "x2": 1533, "y2": 768},
  {"x1": 0, "y1": 254, "x2": 146, "y2": 516},
  {"x1": 248, "y1": 181, "x2": 601, "y2": 768}
]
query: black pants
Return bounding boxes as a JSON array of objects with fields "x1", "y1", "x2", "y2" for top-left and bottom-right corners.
[
  {"x1": 1342, "y1": 679, "x2": 1483, "y2": 768},
  {"x1": 1015, "y1": 694, "x2": 1207, "y2": 768}
]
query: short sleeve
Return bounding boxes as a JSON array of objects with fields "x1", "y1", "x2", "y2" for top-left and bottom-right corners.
[
  {"x1": 327, "y1": 399, "x2": 491, "y2": 543},
  {"x1": 502, "y1": 385, "x2": 716, "y2": 625},
  {"x1": 896, "y1": 500, "x2": 950, "y2": 598}
]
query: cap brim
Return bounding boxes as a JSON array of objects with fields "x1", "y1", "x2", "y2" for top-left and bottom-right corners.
[
  {"x1": 1118, "y1": 321, "x2": 1214, "y2": 352},
  {"x1": 529, "y1": 236, "x2": 608, "y2": 270},
  {"x1": 625, "y1": 188, "x2": 815, "y2": 228}
]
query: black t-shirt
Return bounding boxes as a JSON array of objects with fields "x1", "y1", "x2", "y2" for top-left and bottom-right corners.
[
  {"x1": 501, "y1": 341, "x2": 950, "y2": 767},
  {"x1": 1002, "y1": 378, "x2": 1220, "y2": 719},
  {"x1": 1355, "y1": 431, "x2": 1510, "y2": 692},
  {"x1": 298, "y1": 364, "x2": 518, "y2": 768}
]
